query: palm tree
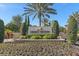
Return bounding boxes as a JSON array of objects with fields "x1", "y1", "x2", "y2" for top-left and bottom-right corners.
[
  {"x1": 23, "y1": 3, "x2": 57, "y2": 26},
  {"x1": 72, "y1": 12, "x2": 79, "y2": 28},
  {"x1": 42, "y1": 18, "x2": 49, "y2": 26},
  {"x1": 73, "y1": 12, "x2": 79, "y2": 20}
]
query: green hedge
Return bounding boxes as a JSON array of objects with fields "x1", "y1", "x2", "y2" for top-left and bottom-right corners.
[
  {"x1": 21, "y1": 34, "x2": 57, "y2": 39},
  {"x1": 20, "y1": 35, "x2": 27, "y2": 39},
  {"x1": 31, "y1": 35, "x2": 41, "y2": 39},
  {"x1": 43, "y1": 34, "x2": 57, "y2": 39},
  {"x1": 27, "y1": 34, "x2": 43, "y2": 39}
]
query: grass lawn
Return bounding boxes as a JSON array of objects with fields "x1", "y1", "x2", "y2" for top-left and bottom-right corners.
[{"x1": 0, "y1": 41, "x2": 78, "y2": 56}]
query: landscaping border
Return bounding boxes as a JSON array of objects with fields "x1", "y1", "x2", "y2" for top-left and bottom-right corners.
[{"x1": 4, "y1": 39, "x2": 65, "y2": 43}]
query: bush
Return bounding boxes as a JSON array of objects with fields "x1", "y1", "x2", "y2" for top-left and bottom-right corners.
[
  {"x1": 43, "y1": 34, "x2": 52, "y2": 39},
  {"x1": 30, "y1": 35, "x2": 41, "y2": 39},
  {"x1": 20, "y1": 35, "x2": 27, "y2": 39},
  {"x1": 27, "y1": 34, "x2": 43, "y2": 39},
  {"x1": 5, "y1": 29, "x2": 13, "y2": 39},
  {"x1": 0, "y1": 19, "x2": 4, "y2": 43},
  {"x1": 43, "y1": 34, "x2": 57, "y2": 39},
  {"x1": 25, "y1": 34, "x2": 57, "y2": 39},
  {"x1": 67, "y1": 16, "x2": 77, "y2": 44},
  {"x1": 52, "y1": 34, "x2": 57, "y2": 39}
]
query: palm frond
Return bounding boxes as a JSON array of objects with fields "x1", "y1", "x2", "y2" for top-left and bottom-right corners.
[
  {"x1": 46, "y1": 8, "x2": 56, "y2": 12},
  {"x1": 23, "y1": 3, "x2": 57, "y2": 26},
  {"x1": 22, "y1": 11, "x2": 33, "y2": 16},
  {"x1": 32, "y1": 13, "x2": 37, "y2": 20},
  {"x1": 47, "y1": 11, "x2": 57, "y2": 15},
  {"x1": 45, "y1": 14, "x2": 50, "y2": 18}
]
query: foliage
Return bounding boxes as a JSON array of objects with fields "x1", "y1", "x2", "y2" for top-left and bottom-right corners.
[
  {"x1": 12, "y1": 15, "x2": 22, "y2": 31},
  {"x1": 67, "y1": 16, "x2": 77, "y2": 44},
  {"x1": 43, "y1": 34, "x2": 51, "y2": 39},
  {"x1": 20, "y1": 35, "x2": 27, "y2": 39},
  {"x1": 24, "y1": 34, "x2": 57, "y2": 39},
  {"x1": 27, "y1": 34, "x2": 42, "y2": 39},
  {"x1": 72, "y1": 12, "x2": 79, "y2": 33},
  {"x1": 5, "y1": 23, "x2": 18, "y2": 32},
  {"x1": 5, "y1": 29, "x2": 12, "y2": 33},
  {"x1": 5, "y1": 15, "x2": 22, "y2": 32},
  {"x1": 42, "y1": 18, "x2": 49, "y2": 26},
  {"x1": 23, "y1": 3, "x2": 57, "y2": 26},
  {"x1": 77, "y1": 29, "x2": 79, "y2": 33},
  {"x1": 0, "y1": 19, "x2": 4, "y2": 43},
  {"x1": 59, "y1": 26, "x2": 66, "y2": 33},
  {"x1": 22, "y1": 16, "x2": 29, "y2": 35},
  {"x1": 30, "y1": 35, "x2": 41, "y2": 39},
  {"x1": 5, "y1": 29, "x2": 13, "y2": 39},
  {"x1": 73, "y1": 11, "x2": 79, "y2": 21},
  {"x1": 51, "y1": 20, "x2": 59, "y2": 37},
  {"x1": 43, "y1": 34, "x2": 57, "y2": 39}
]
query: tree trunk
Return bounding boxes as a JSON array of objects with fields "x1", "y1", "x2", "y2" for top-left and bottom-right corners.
[
  {"x1": 39, "y1": 18, "x2": 41, "y2": 26},
  {"x1": 39, "y1": 12, "x2": 41, "y2": 26}
]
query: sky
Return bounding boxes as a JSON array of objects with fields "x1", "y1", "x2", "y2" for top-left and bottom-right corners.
[{"x1": 0, "y1": 3, "x2": 79, "y2": 27}]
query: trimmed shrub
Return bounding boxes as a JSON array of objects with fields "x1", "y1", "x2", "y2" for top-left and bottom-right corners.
[
  {"x1": 20, "y1": 35, "x2": 27, "y2": 39},
  {"x1": 43, "y1": 34, "x2": 52, "y2": 39},
  {"x1": 67, "y1": 16, "x2": 77, "y2": 44},
  {"x1": 43, "y1": 34, "x2": 57, "y2": 39},
  {"x1": 0, "y1": 19, "x2": 4, "y2": 43},
  {"x1": 30, "y1": 35, "x2": 41, "y2": 39},
  {"x1": 27, "y1": 34, "x2": 43, "y2": 39},
  {"x1": 26, "y1": 34, "x2": 57, "y2": 39}
]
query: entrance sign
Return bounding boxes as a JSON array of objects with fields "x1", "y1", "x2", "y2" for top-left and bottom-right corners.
[{"x1": 28, "y1": 26, "x2": 52, "y2": 34}]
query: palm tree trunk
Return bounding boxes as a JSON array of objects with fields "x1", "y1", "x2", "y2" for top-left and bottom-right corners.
[
  {"x1": 39, "y1": 10, "x2": 41, "y2": 26},
  {"x1": 39, "y1": 17, "x2": 41, "y2": 26}
]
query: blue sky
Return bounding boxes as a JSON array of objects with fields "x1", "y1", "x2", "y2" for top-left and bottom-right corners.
[{"x1": 0, "y1": 3, "x2": 79, "y2": 27}]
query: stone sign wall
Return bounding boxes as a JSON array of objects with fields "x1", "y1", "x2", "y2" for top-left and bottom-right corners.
[{"x1": 28, "y1": 26, "x2": 52, "y2": 34}]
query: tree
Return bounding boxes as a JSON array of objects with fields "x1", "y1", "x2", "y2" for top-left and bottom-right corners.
[
  {"x1": 0, "y1": 19, "x2": 4, "y2": 43},
  {"x1": 42, "y1": 18, "x2": 49, "y2": 26},
  {"x1": 67, "y1": 16, "x2": 77, "y2": 44},
  {"x1": 27, "y1": 16, "x2": 30, "y2": 26},
  {"x1": 73, "y1": 12, "x2": 79, "y2": 30},
  {"x1": 23, "y1": 3, "x2": 57, "y2": 26},
  {"x1": 5, "y1": 23, "x2": 19, "y2": 32},
  {"x1": 73, "y1": 12, "x2": 79, "y2": 21},
  {"x1": 59, "y1": 26, "x2": 66, "y2": 33},
  {"x1": 5, "y1": 15, "x2": 22, "y2": 32},
  {"x1": 22, "y1": 16, "x2": 29, "y2": 35},
  {"x1": 51, "y1": 20, "x2": 59, "y2": 38},
  {"x1": 12, "y1": 15, "x2": 22, "y2": 32}
]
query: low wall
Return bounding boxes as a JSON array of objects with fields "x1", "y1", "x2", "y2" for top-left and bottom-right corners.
[{"x1": 4, "y1": 39, "x2": 65, "y2": 43}]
